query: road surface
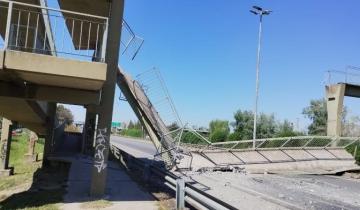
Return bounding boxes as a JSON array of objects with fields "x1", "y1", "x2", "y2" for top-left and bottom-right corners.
[{"x1": 111, "y1": 135, "x2": 157, "y2": 158}]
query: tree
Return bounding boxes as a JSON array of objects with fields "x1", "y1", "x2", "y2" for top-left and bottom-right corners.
[
  {"x1": 342, "y1": 115, "x2": 360, "y2": 137},
  {"x1": 181, "y1": 131, "x2": 204, "y2": 144},
  {"x1": 231, "y1": 110, "x2": 278, "y2": 140},
  {"x1": 128, "y1": 120, "x2": 135, "y2": 129},
  {"x1": 302, "y1": 99, "x2": 327, "y2": 135},
  {"x1": 231, "y1": 110, "x2": 254, "y2": 140},
  {"x1": 228, "y1": 132, "x2": 241, "y2": 141},
  {"x1": 276, "y1": 120, "x2": 298, "y2": 137},
  {"x1": 209, "y1": 120, "x2": 229, "y2": 134},
  {"x1": 256, "y1": 113, "x2": 277, "y2": 139},
  {"x1": 56, "y1": 105, "x2": 74, "y2": 125},
  {"x1": 209, "y1": 120, "x2": 229, "y2": 142},
  {"x1": 302, "y1": 98, "x2": 347, "y2": 135}
]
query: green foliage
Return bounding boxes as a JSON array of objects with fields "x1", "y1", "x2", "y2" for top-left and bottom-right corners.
[
  {"x1": 232, "y1": 110, "x2": 254, "y2": 140},
  {"x1": 209, "y1": 120, "x2": 229, "y2": 142},
  {"x1": 231, "y1": 110, "x2": 280, "y2": 140},
  {"x1": 346, "y1": 143, "x2": 360, "y2": 164},
  {"x1": 0, "y1": 133, "x2": 43, "y2": 191},
  {"x1": 209, "y1": 120, "x2": 230, "y2": 134},
  {"x1": 227, "y1": 132, "x2": 241, "y2": 141},
  {"x1": 120, "y1": 128, "x2": 143, "y2": 138},
  {"x1": 127, "y1": 120, "x2": 142, "y2": 130},
  {"x1": 181, "y1": 131, "x2": 205, "y2": 144},
  {"x1": 56, "y1": 105, "x2": 74, "y2": 125},
  {"x1": 209, "y1": 130, "x2": 228, "y2": 143},
  {"x1": 302, "y1": 99, "x2": 327, "y2": 135},
  {"x1": 256, "y1": 113, "x2": 277, "y2": 139},
  {"x1": 276, "y1": 120, "x2": 299, "y2": 137}
]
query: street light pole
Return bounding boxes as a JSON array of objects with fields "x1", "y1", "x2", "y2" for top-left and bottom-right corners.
[{"x1": 250, "y1": 6, "x2": 271, "y2": 149}]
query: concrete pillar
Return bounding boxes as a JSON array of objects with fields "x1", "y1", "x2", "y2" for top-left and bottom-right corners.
[
  {"x1": 326, "y1": 84, "x2": 346, "y2": 136},
  {"x1": 0, "y1": 118, "x2": 14, "y2": 176},
  {"x1": 90, "y1": 0, "x2": 124, "y2": 197},
  {"x1": 82, "y1": 107, "x2": 96, "y2": 155},
  {"x1": 25, "y1": 131, "x2": 38, "y2": 162},
  {"x1": 42, "y1": 102, "x2": 56, "y2": 168}
]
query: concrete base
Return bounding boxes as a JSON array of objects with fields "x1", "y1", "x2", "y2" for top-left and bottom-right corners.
[
  {"x1": 63, "y1": 155, "x2": 157, "y2": 210},
  {"x1": 0, "y1": 167, "x2": 14, "y2": 177},
  {"x1": 24, "y1": 153, "x2": 38, "y2": 162}
]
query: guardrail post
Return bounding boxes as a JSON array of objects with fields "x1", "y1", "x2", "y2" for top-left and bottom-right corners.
[
  {"x1": 143, "y1": 164, "x2": 151, "y2": 183},
  {"x1": 176, "y1": 178, "x2": 185, "y2": 210},
  {"x1": 354, "y1": 145, "x2": 358, "y2": 157},
  {"x1": 4, "y1": 2, "x2": 13, "y2": 49}
]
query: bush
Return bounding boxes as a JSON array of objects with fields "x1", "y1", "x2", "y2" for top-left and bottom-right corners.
[
  {"x1": 227, "y1": 132, "x2": 241, "y2": 141},
  {"x1": 120, "y1": 129, "x2": 143, "y2": 138},
  {"x1": 346, "y1": 143, "x2": 360, "y2": 164},
  {"x1": 181, "y1": 132, "x2": 204, "y2": 144},
  {"x1": 209, "y1": 130, "x2": 228, "y2": 143}
]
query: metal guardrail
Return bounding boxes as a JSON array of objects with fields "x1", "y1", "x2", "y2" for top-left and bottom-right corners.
[
  {"x1": 326, "y1": 66, "x2": 360, "y2": 86},
  {"x1": 110, "y1": 143, "x2": 238, "y2": 210}
]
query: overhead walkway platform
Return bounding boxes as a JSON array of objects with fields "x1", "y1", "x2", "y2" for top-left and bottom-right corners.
[{"x1": 0, "y1": 0, "x2": 109, "y2": 134}]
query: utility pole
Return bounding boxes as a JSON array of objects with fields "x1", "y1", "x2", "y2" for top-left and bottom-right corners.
[{"x1": 250, "y1": 6, "x2": 272, "y2": 149}]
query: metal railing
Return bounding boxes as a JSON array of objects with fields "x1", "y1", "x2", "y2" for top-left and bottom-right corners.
[
  {"x1": 326, "y1": 66, "x2": 360, "y2": 86},
  {"x1": 135, "y1": 68, "x2": 190, "y2": 162},
  {"x1": 136, "y1": 68, "x2": 183, "y2": 131},
  {"x1": 199, "y1": 136, "x2": 360, "y2": 151},
  {"x1": 1, "y1": 0, "x2": 109, "y2": 61},
  {"x1": 1, "y1": 0, "x2": 144, "y2": 62},
  {"x1": 110, "y1": 143, "x2": 237, "y2": 210},
  {"x1": 121, "y1": 20, "x2": 144, "y2": 60}
]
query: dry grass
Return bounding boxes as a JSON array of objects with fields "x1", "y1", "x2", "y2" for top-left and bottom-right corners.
[{"x1": 79, "y1": 199, "x2": 113, "y2": 209}]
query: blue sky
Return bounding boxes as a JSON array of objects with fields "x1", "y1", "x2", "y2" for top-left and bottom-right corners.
[{"x1": 66, "y1": 0, "x2": 360, "y2": 131}]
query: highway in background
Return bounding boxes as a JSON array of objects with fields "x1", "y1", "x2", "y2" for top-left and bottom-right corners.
[{"x1": 111, "y1": 135, "x2": 157, "y2": 158}]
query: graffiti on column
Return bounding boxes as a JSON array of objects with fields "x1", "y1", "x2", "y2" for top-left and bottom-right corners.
[
  {"x1": 94, "y1": 128, "x2": 107, "y2": 173},
  {"x1": 0, "y1": 141, "x2": 6, "y2": 161}
]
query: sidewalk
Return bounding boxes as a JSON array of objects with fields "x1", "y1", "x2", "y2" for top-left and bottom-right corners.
[{"x1": 61, "y1": 155, "x2": 158, "y2": 210}]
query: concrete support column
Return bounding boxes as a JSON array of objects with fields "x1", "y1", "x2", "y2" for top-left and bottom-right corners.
[
  {"x1": 90, "y1": 0, "x2": 124, "y2": 197},
  {"x1": 326, "y1": 84, "x2": 346, "y2": 137},
  {"x1": 25, "y1": 131, "x2": 38, "y2": 162},
  {"x1": 82, "y1": 107, "x2": 97, "y2": 155},
  {"x1": 42, "y1": 102, "x2": 56, "y2": 168},
  {"x1": 0, "y1": 118, "x2": 14, "y2": 176}
]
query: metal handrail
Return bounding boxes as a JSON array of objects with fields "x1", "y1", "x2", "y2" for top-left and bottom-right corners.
[
  {"x1": 1, "y1": 0, "x2": 108, "y2": 61},
  {"x1": 0, "y1": 0, "x2": 108, "y2": 20},
  {"x1": 190, "y1": 136, "x2": 360, "y2": 152}
]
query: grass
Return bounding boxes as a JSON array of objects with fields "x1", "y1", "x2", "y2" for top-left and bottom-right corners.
[
  {"x1": 0, "y1": 132, "x2": 67, "y2": 210},
  {"x1": 0, "y1": 133, "x2": 43, "y2": 192},
  {"x1": 346, "y1": 143, "x2": 360, "y2": 165}
]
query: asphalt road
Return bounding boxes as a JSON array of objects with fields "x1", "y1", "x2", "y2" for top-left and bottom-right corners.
[{"x1": 110, "y1": 135, "x2": 157, "y2": 158}]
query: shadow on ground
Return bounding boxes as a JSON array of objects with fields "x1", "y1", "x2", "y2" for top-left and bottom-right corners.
[
  {"x1": 0, "y1": 141, "x2": 171, "y2": 210},
  {"x1": 0, "y1": 162, "x2": 70, "y2": 209}
]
